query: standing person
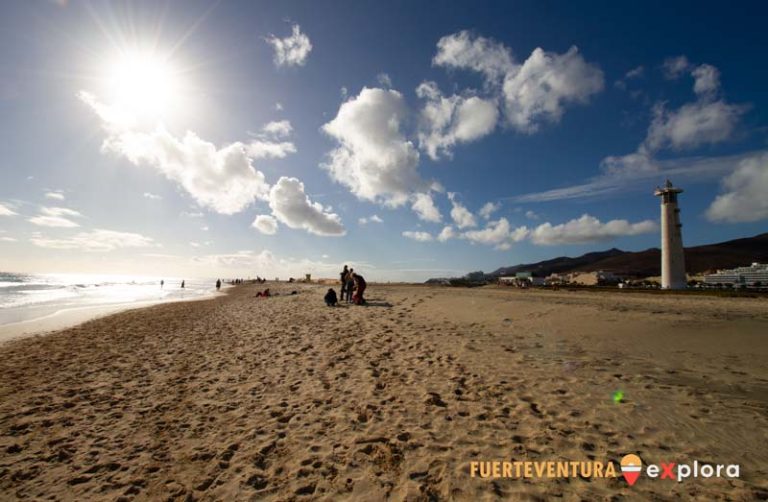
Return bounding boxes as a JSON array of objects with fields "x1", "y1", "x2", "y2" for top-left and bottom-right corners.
[
  {"x1": 160, "y1": 279, "x2": 164, "y2": 289},
  {"x1": 181, "y1": 280, "x2": 185, "y2": 289},
  {"x1": 345, "y1": 268, "x2": 355, "y2": 303},
  {"x1": 340, "y1": 265, "x2": 349, "y2": 300},
  {"x1": 353, "y1": 273, "x2": 367, "y2": 305},
  {"x1": 216, "y1": 279, "x2": 221, "y2": 290}
]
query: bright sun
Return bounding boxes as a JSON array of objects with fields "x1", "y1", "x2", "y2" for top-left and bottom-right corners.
[{"x1": 105, "y1": 50, "x2": 179, "y2": 119}]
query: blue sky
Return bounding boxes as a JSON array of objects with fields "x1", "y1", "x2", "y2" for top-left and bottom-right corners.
[{"x1": 0, "y1": 0, "x2": 766, "y2": 281}]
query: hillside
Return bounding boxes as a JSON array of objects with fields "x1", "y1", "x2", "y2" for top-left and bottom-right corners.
[{"x1": 483, "y1": 233, "x2": 768, "y2": 279}]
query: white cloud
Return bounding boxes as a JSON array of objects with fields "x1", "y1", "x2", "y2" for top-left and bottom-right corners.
[
  {"x1": 358, "y1": 214, "x2": 383, "y2": 225},
  {"x1": 524, "y1": 210, "x2": 540, "y2": 220},
  {"x1": 252, "y1": 214, "x2": 278, "y2": 235},
  {"x1": 44, "y1": 191, "x2": 65, "y2": 200},
  {"x1": 246, "y1": 140, "x2": 297, "y2": 159},
  {"x1": 448, "y1": 192, "x2": 476, "y2": 228},
  {"x1": 411, "y1": 192, "x2": 442, "y2": 223},
  {"x1": 600, "y1": 59, "x2": 745, "y2": 177},
  {"x1": 509, "y1": 226, "x2": 531, "y2": 242},
  {"x1": 0, "y1": 203, "x2": 17, "y2": 216},
  {"x1": 692, "y1": 64, "x2": 720, "y2": 96},
  {"x1": 706, "y1": 153, "x2": 768, "y2": 223},
  {"x1": 30, "y1": 229, "x2": 155, "y2": 252},
  {"x1": 478, "y1": 201, "x2": 500, "y2": 219},
  {"x1": 194, "y1": 250, "x2": 276, "y2": 269},
  {"x1": 645, "y1": 100, "x2": 745, "y2": 152},
  {"x1": 600, "y1": 150, "x2": 659, "y2": 176},
  {"x1": 40, "y1": 207, "x2": 81, "y2": 217},
  {"x1": 268, "y1": 177, "x2": 345, "y2": 236},
  {"x1": 437, "y1": 225, "x2": 457, "y2": 242},
  {"x1": 513, "y1": 150, "x2": 765, "y2": 203},
  {"x1": 663, "y1": 55, "x2": 690, "y2": 79},
  {"x1": 416, "y1": 81, "x2": 498, "y2": 159},
  {"x1": 28, "y1": 206, "x2": 83, "y2": 227},
  {"x1": 615, "y1": 66, "x2": 644, "y2": 89},
  {"x1": 530, "y1": 214, "x2": 657, "y2": 245},
  {"x1": 625, "y1": 66, "x2": 644, "y2": 79},
  {"x1": 201, "y1": 225, "x2": 209, "y2": 231},
  {"x1": 266, "y1": 24, "x2": 312, "y2": 67},
  {"x1": 433, "y1": 30, "x2": 514, "y2": 84},
  {"x1": 402, "y1": 230, "x2": 434, "y2": 242},
  {"x1": 322, "y1": 87, "x2": 429, "y2": 207},
  {"x1": 0, "y1": 237, "x2": 17, "y2": 242},
  {"x1": 260, "y1": 120, "x2": 293, "y2": 139},
  {"x1": 274, "y1": 102, "x2": 284, "y2": 111},
  {"x1": 502, "y1": 46, "x2": 604, "y2": 133},
  {"x1": 376, "y1": 73, "x2": 392, "y2": 88},
  {"x1": 143, "y1": 192, "x2": 162, "y2": 200},
  {"x1": 433, "y1": 32, "x2": 603, "y2": 133},
  {"x1": 462, "y1": 217, "x2": 526, "y2": 249},
  {"x1": 80, "y1": 91, "x2": 281, "y2": 215},
  {"x1": 192, "y1": 249, "x2": 366, "y2": 280},
  {"x1": 444, "y1": 213, "x2": 654, "y2": 249},
  {"x1": 403, "y1": 212, "x2": 657, "y2": 249},
  {"x1": 28, "y1": 208, "x2": 81, "y2": 228}
]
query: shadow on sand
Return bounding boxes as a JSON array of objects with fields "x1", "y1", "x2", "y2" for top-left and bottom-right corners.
[{"x1": 363, "y1": 300, "x2": 393, "y2": 308}]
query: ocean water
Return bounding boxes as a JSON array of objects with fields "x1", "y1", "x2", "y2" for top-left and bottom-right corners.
[{"x1": 0, "y1": 272, "x2": 221, "y2": 328}]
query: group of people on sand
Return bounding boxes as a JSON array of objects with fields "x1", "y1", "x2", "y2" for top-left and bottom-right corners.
[{"x1": 324, "y1": 265, "x2": 366, "y2": 306}]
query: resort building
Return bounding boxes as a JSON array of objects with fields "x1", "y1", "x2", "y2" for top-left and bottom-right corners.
[
  {"x1": 498, "y1": 273, "x2": 545, "y2": 287},
  {"x1": 703, "y1": 263, "x2": 768, "y2": 287}
]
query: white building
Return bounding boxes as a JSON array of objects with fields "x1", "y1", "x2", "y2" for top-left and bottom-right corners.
[{"x1": 704, "y1": 263, "x2": 768, "y2": 287}]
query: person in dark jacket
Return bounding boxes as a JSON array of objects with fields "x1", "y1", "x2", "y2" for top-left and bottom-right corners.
[
  {"x1": 352, "y1": 274, "x2": 367, "y2": 305},
  {"x1": 324, "y1": 288, "x2": 338, "y2": 307},
  {"x1": 340, "y1": 265, "x2": 348, "y2": 299}
]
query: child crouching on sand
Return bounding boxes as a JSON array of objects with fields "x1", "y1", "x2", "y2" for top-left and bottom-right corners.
[{"x1": 324, "y1": 288, "x2": 338, "y2": 306}]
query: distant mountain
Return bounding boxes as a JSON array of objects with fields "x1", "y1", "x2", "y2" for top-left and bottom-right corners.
[
  {"x1": 454, "y1": 233, "x2": 768, "y2": 281},
  {"x1": 577, "y1": 233, "x2": 768, "y2": 277},
  {"x1": 491, "y1": 248, "x2": 625, "y2": 278}
]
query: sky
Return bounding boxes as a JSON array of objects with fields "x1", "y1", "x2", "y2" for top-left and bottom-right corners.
[{"x1": 0, "y1": 0, "x2": 766, "y2": 281}]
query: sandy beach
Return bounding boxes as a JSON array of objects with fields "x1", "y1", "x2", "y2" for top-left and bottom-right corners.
[{"x1": 1, "y1": 283, "x2": 767, "y2": 501}]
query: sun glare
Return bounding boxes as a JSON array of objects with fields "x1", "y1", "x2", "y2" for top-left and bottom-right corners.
[{"x1": 105, "y1": 50, "x2": 179, "y2": 120}]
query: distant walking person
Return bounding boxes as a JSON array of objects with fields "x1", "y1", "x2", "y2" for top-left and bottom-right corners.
[
  {"x1": 160, "y1": 279, "x2": 164, "y2": 289},
  {"x1": 216, "y1": 279, "x2": 221, "y2": 290},
  {"x1": 181, "y1": 280, "x2": 185, "y2": 289}
]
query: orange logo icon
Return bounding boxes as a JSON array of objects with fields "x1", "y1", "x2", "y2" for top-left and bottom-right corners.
[{"x1": 620, "y1": 454, "x2": 642, "y2": 486}]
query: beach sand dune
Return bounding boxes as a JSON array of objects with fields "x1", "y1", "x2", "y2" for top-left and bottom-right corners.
[{"x1": 1, "y1": 284, "x2": 767, "y2": 500}]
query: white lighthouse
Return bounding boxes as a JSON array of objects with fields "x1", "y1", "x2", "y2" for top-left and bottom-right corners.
[{"x1": 654, "y1": 180, "x2": 687, "y2": 289}]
